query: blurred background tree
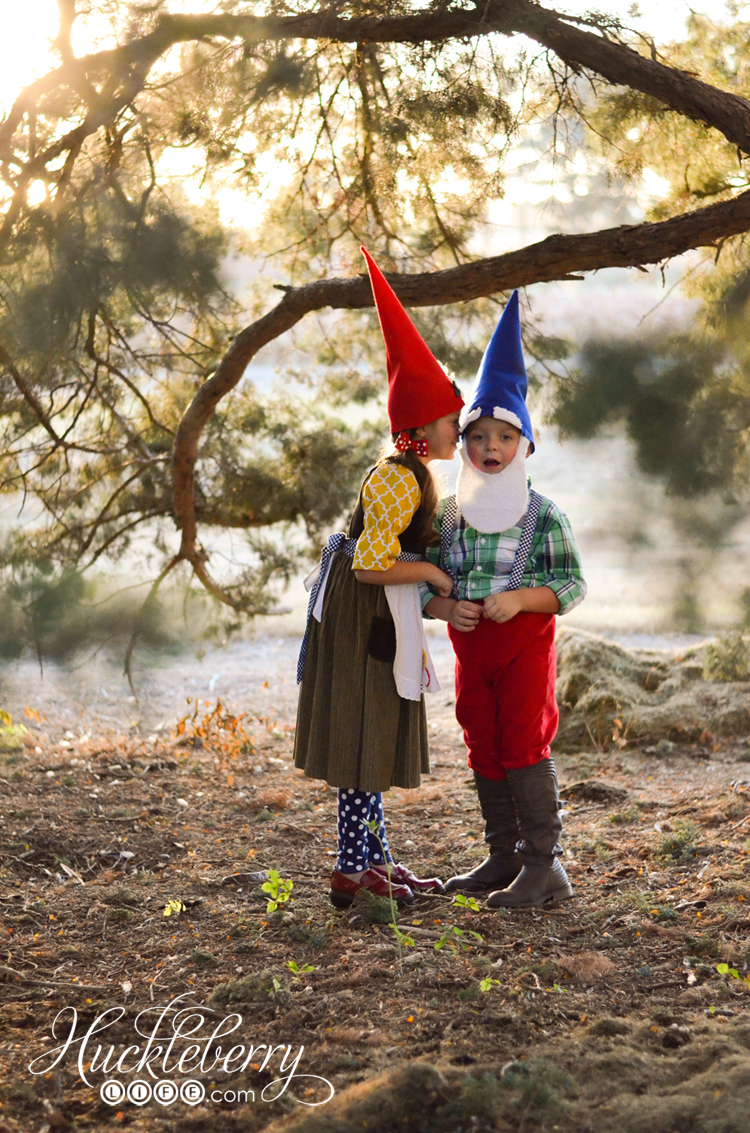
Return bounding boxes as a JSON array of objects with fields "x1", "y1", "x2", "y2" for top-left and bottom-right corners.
[
  {"x1": 2, "y1": 0, "x2": 750, "y2": 659},
  {"x1": 546, "y1": 8, "x2": 750, "y2": 496}
]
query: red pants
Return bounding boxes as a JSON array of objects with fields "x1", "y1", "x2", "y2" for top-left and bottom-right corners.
[{"x1": 448, "y1": 611, "x2": 558, "y2": 780}]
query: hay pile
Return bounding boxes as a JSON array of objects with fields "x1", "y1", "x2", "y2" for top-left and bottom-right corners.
[
  {"x1": 555, "y1": 629, "x2": 750, "y2": 750},
  {"x1": 265, "y1": 1028, "x2": 750, "y2": 1133}
]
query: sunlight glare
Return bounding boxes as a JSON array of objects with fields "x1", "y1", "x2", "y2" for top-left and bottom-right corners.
[
  {"x1": 641, "y1": 169, "x2": 671, "y2": 201},
  {"x1": 0, "y1": 0, "x2": 58, "y2": 111},
  {"x1": 27, "y1": 180, "x2": 47, "y2": 206}
]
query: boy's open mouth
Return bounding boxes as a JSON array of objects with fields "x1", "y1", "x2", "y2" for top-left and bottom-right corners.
[{"x1": 484, "y1": 458, "x2": 501, "y2": 468}]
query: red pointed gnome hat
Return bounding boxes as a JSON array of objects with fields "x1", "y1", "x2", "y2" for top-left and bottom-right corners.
[{"x1": 361, "y1": 246, "x2": 464, "y2": 433}]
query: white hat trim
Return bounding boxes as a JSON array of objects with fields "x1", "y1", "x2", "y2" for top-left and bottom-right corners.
[
  {"x1": 462, "y1": 405, "x2": 523, "y2": 431},
  {"x1": 492, "y1": 406, "x2": 523, "y2": 430}
]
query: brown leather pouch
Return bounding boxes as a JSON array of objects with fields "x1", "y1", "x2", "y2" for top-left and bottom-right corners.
[{"x1": 367, "y1": 615, "x2": 397, "y2": 662}]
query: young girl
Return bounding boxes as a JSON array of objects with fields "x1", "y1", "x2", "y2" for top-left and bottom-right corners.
[{"x1": 294, "y1": 247, "x2": 463, "y2": 907}]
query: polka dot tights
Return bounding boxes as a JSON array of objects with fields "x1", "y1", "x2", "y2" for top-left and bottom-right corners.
[{"x1": 336, "y1": 789, "x2": 393, "y2": 873}]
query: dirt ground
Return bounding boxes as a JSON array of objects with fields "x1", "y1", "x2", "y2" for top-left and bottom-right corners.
[{"x1": 1, "y1": 635, "x2": 750, "y2": 1133}]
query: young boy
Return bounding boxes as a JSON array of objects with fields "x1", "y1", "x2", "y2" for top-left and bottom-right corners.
[{"x1": 421, "y1": 292, "x2": 586, "y2": 908}]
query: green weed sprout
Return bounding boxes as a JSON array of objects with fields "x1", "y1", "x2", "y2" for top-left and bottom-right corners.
[
  {"x1": 390, "y1": 923, "x2": 416, "y2": 948},
  {"x1": 261, "y1": 869, "x2": 294, "y2": 913},
  {"x1": 479, "y1": 977, "x2": 501, "y2": 993},
  {"x1": 452, "y1": 894, "x2": 481, "y2": 912},
  {"x1": 286, "y1": 960, "x2": 315, "y2": 978},
  {"x1": 716, "y1": 962, "x2": 750, "y2": 987},
  {"x1": 435, "y1": 925, "x2": 483, "y2": 952}
]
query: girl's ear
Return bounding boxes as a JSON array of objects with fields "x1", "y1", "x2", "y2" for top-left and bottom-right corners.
[{"x1": 413, "y1": 424, "x2": 428, "y2": 439}]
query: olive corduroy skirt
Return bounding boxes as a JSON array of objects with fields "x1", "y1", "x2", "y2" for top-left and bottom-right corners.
[{"x1": 293, "y1": 552, "x2": 429, "y2": 792}]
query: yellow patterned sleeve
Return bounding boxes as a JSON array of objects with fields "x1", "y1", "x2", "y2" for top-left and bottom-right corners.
[{"x1": 352, "y1": 463, "x2": 421, "y2": 571}]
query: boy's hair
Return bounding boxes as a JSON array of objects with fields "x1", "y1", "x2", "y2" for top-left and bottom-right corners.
[{"x1": 375, "y1": 432, "x2": 439, "y2": 548}]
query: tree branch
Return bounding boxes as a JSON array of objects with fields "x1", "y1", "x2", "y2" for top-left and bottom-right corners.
[
  {"x1": 5, "y1": 0, "x2": 750, "y2": 616},
  {"x1": 154, "y1": 1, "x2": 750, "y2": 156},
  {"x1": 3, "y1": 0, "x2": 750, "y2": 173},
  {"x1": 172, "y1": 185, "x2": 750, "y2": 558},
  {"x1": 0, "y1": 340, "x2": 107, "y2": 457},
  {"x1": 53, "y1": 0, "x2": 77, "y2": 65},
  {"x1": 513, "y1": 2, "x2": 750, "y2": 156}
]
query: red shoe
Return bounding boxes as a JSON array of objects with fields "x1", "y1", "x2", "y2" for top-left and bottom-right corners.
[
  {"x1": 329, "y1": 868, "x2": 414, "y2": 909},
  {"x1": 373, "y1": 862, "x2": 445, "y2": 894}
]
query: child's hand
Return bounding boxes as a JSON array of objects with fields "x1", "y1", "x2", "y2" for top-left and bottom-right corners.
[
  {"x1": 448, "y1": 600, "x2": 481, "y2": 633},
  {"x1": 429, "y1": 567, "x2": 455, "y2": 598},
  {"x1": 483, "y1": 592, "x2": 523, "y2": 623}
]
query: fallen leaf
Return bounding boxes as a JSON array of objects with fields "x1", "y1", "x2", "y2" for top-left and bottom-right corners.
[{"x1": 556, "y1": 952, "x2": 617, "y2": 984}]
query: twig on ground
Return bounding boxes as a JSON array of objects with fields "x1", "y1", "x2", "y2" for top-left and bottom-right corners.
[
  {"x1": 274, "y1": 820, "x2": 319, "y2": 838},
  {"x1": 0, "y1": 965, "x2": 111, "y2": 992}
]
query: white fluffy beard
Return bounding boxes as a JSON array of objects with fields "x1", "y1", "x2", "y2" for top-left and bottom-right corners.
[{"x1": 455, "y1": 438, "x2": 530, "y2": 533}]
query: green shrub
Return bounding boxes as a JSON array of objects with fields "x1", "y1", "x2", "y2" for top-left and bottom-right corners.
[
  {"x1": 210, "y1": 969, "x2": 288, "y2": 1007},
  {"x1": 589, "y1": 1017, "x2": 630, "y2": 1037},
  {"x1": 352, "y1": 887, "x2": 397, "y2": 924},
  {"x1": 655, "y1": 818, "x2": 699, "y2": 863},
  {"x1": 0, "y1": 715, "x2": 27, "y2": 753},
  {"x1": 102, "y1": 887, "x2": 139, "y2": 907},
  {"x1": 703, "y1": 632, "x2": 750, "y2": 682},
  {"x1": 435, "y1": 1073, "x2": 501, "y2": 1125},
  {"x1": 607, "y1": 807, "x2": 641, "y2": 825},
  {"x1": 458, "y1": 981, "x2": 481, "y2": 1003},
  {"x1": 108, "y1": 908, "x2": 133, "y2": 922},
  {"x1": 686, "y1": 934, "x2": 720, "y2": 956},
  {"x1": 191, "y1": 949, "x2": 219, "y2": 967},
  {"x1": 502, "y1": 1061, "x2": 577, "y2": 1120}
]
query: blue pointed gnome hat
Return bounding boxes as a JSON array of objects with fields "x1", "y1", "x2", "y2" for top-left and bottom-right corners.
[{"x1": 463, "y1": 290, "x2": 534, "y2": 452}]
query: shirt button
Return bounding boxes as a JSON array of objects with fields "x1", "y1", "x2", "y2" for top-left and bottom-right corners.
[{"x1": 480, "y1": 538, "x2": 486, "y2": 545}]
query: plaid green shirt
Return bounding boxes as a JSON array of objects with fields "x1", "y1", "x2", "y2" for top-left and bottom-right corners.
[{"x1": 421, "y1": 490, "x2": 586, "y2": 614}]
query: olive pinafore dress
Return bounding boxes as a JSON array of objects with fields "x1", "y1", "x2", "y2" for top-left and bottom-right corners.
[{"x1": 293, "y1": 473, "x2": 430, "y2": 792}]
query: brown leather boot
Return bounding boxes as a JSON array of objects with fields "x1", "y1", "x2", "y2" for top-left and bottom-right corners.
[
  {"x1": 445, "y1": 773, "x2": 521, "y2": 894},
  {"x1": 486, "y1": 759, "x2": 573, "y2": 909}
]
